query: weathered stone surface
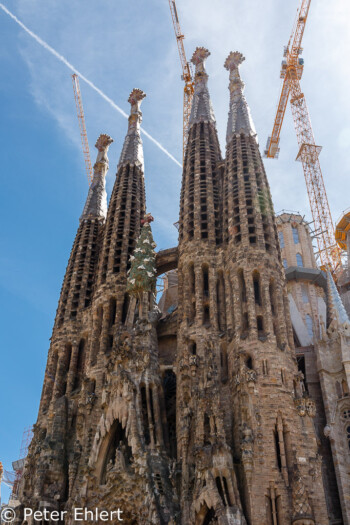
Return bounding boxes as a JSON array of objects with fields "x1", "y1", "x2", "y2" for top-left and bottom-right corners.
[{"x1": 17, "y1": 52, "x2": 348, "y2": 525}]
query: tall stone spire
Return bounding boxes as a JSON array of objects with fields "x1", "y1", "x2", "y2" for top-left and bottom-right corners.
[
  {"x1": 118, "y1": 88, "x2": 146, "y2": 171},
  {"x1": 54, "y1": 133, "x2": 114, "y2": 328},
  {"x1": 224, "y1": 51, "x2": 257, "y2": 143},
  {"x1": 220, "y1": 52, "x2": 329, "y2": 525},
  {"x1": 80, "y1": 134, "x2": 113, "y2": 221},
  {"x1": 97, "y1": 88, "x2": 146, "y2": 293},
  {"x1": 189, "y1": 47, "x2": 216, "y2": 125}
]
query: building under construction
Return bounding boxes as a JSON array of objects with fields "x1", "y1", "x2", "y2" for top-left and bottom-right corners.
[
  {"x1": 10, "y1": 38, "x2": 349, "y2": 523},
  {"x1": 6, "y1": 0, "x2": 350, "y2": 523}
]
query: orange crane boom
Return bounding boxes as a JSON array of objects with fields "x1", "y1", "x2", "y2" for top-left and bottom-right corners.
[
  {"x1": 265, "y1": 0, "x2": 341, "y2": 273},
  {"x1": 168, "y1": 0, "x2": 194, "y2": 161},
  {"x1": 72, "y1": 74, "x2": 93, "y2": 186}
]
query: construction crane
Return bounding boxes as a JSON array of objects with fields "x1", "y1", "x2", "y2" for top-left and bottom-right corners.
[
  {"x1": 72, "y1": 74, "x2": 93, "y2": 186},
  {"x1": 265, "y1": 0, "x2": 342, "y2": 274},
  {"x1": 168, "y1": 0, "x2": 194, "y2": 161}
]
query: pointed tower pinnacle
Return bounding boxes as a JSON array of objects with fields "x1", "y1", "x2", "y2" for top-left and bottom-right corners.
[
  {"x1": 80, "y1": 134, "x2": 113, "y2": 221},
  {"x1": 224, "y1": 52, "x2": 257, "y2": 143},
  {"x1": 326, "y1": 270, "x2": 349, "y2": 325},
  {"x1": 189, "y1": 47, "x2": 216, "y2": 125},
  {"x1": 118, "y1": 88, "x2": 146, "y2": 171}
]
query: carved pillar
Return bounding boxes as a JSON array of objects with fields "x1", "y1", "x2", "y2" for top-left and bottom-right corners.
[{"x1": 276, "y1": 414, "x2": 289, "y2": 486}]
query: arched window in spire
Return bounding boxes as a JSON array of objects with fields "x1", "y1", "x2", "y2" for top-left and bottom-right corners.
[
  {"x1": 305, "y1": 314, "x2": 313, "y2": 341},
  {"x1": 296, "y1": 253, "x2": 303, "y2": 267},
  {"x1": 292, "y1": 226, "x2": 299, "y2": 244}
]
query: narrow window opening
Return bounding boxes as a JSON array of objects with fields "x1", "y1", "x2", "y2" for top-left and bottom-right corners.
[
  {"x1": 257, "y1": 315, "x2": 264, "y2": 332},
  {"x1": 163, "y1": 371, "x2": 177, "y2": 458},
  {"x1": 253, "y1": 272, "x2": 261, "y2": 305},
  {"x1": 215, "y1": 477, "x2": 226, "y2": 506},
  {"x1": 189, "y1": 263, "x2": 195, "y2": 294},
  {"x1": 269, "y1": 281, "x2": 276, "y2": 315},
  {"x1": 121, "y1": 294, "x2": 129, "y2": 324},
  {"x1": 203, "y1": 266, "x2": 209, "y2": 298},
  {"x1": 221, "y1": 346, "x2": 228, "y2": 383},
  {"x1": 62, "y1": 344, "x2": 72, "y2": 394},
  {"x1": 203, "y1": 305, "x2": 210, "y2": 326},
  {"x1": 246, "y1": 356, "x2": 253, "y2": 370},
  {"x1": 274, "y1": 427, "x2": 282, "y2": 471},
  {"x1": 292, "y1": 226, "x2": 299, "y2": 244},
  {"x1": 73, "y1": 339, "x2": 85, "y2": 392},
  {"x1": 106, "y1": 335, "x2": 113, "y2": 353},
  {"x1": 217, "y1": 272, "x2": 226, "y2": 331},
  {"x1": 238, "y1": 270, "x2": 246, "y2": 303},
  {"x1": 242, "y1": 312, "x2": 249, "y2": 333},
  {"x1": 296, "y1": 253, "x2": 303, "y2": 267},
  {"x1": 141, "y1": 386, "x2": 150, "y2": 445},
  {"x1": 109, "y1": 298, "x2": 117, "y2": 326},
  {"x1": 204, "y1": 414, "x2": 211, "y2": 446}
]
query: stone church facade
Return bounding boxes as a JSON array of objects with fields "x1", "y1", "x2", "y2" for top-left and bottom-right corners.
[{"x1": 15, "y1": 48, "x2": 350, "y2": 524}]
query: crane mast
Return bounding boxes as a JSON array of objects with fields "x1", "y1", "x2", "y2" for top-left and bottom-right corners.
[
  {"x1": 72, "y1": 74, "x2": 93, "y2": 186},
  {"x1": 265, "y1": 0, "x2": 341, "y2": 273},
  {"x1": 168, "y1": 0, "x2": 194, "y2": 161}
]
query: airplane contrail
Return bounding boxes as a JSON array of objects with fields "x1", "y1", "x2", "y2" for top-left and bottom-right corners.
[{"x1": 0, "y1": 3, "x2": 183, "y2": 169}]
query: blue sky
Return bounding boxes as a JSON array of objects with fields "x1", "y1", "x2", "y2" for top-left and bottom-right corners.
[{"x1": 1, "y1": 0, "x2": 350, "y2": 503}]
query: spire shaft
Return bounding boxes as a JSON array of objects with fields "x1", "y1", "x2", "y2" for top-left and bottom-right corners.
[
  {"x1": 224, "y1": 52, "x2": 257, "y2": 143},
  {"x1": 80, "y1": 134, "x2": 113, "y2": 221},
  {"x1": 118, "y1": 88, "x2": 146, "y2": 171},
  {"x1": 188, "y1": 47, "x2": 216, "y2": 126}
]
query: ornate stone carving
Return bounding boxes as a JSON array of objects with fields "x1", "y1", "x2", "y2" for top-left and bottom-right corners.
[{"x1": 294, "y1": 397, "x2": 316, "y2": 418}]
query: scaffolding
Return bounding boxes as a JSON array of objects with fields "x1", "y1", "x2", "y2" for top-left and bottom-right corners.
[{"x1": 3, "y1": 427, "x2": 34, "y2": 501}]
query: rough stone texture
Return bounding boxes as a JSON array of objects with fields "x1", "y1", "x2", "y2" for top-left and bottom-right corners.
[
  {"x1": 276, "y1": 212, "x2": 345, "y2": 524},
  {"x1": 17, "y1": 51, "x2": 346, "y2": 525}
]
